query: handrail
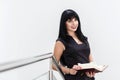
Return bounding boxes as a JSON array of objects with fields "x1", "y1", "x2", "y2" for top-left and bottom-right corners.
[
  {"x1": 52, "y1": 56, "x2": 65, "y2": 80},
  {"x1": 0, "y1": 52, "x2": 65, "y2": 80},
  {"x1": 0, "y1": 53, "x2": 52, "y2": 73}
]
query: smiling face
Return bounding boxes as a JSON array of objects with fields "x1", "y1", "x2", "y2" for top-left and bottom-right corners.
[{"x1": 65, "y1": 17, "x2": 79, "y2": 32}]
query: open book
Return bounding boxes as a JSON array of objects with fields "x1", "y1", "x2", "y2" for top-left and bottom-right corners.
[{"x1": 78, "y1": 62, "x2": 108, "y2": 73}]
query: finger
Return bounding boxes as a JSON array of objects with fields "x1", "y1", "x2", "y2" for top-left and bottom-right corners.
[
  {"x1": 90, "y1": 71, "x2": 93, "y2": 77},
  {"x1": 92, "y1": 72, "x2": 95, "y2": 77},
  {"x1": 90, "y1": 71, "x2": 95, "y2": 77},
  {"x1": 73, "y1": 65, "x2": 80, "y2": 70},
  {"x1": 73, "y1": 65, "x2": 77, "y2": 69},
  {"x1": 87, "y1": 71, "x2": 93, "y2": 78},
  {"x1": 76, "y1": 66, "x2": 81, "y2": 70},
  {"x1": 86, "y1": 72, "x2": 90, "y2": 77},
  {"x1": 77, "y1": 66, "x2": 81, "y2": 70}
]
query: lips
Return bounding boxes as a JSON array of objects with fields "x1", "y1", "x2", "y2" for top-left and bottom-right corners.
[{"x1": 71, "y1": 26, "x2": 77, "y2": 29}]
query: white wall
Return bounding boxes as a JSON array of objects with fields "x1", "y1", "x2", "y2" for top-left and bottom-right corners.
[{"x1": 0, "y1": 0, "x2": 120, "y2": 80}]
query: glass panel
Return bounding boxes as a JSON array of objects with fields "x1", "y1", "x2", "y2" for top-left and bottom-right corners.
[
  {"x1": 53, "y1": 70, "x2": 64, "y2": 80},
  {"x1": 32, "y1": 71, "x2": 49, "y2": 80},
  {"x1": 32, "y1": 71, "x2": 57, "y2": 80}
]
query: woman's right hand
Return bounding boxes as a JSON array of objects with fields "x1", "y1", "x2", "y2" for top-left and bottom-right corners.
[
  {"x1": 68, "y1": 65, "x2": 81, "y2": 75},
  {"x1": 72, "y1": 65, "x2": 82, "y2": 70},
  {"x1": 69, "y1": 68, "x2": 78, "y2": 75}
]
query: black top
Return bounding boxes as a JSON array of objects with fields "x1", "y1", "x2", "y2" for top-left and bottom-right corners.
[{"x1": 56, "y1": 36, "x2": 95, "y2": 80}]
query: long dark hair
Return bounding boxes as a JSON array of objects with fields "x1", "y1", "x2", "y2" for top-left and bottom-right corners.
[{"x1": 58, "y1": 9, "x2": 87, "y2": 43}]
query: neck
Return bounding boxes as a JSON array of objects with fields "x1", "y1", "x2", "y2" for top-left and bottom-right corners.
[{"x1": 67, "y1": 31, "x2": 76, "y2": 38}]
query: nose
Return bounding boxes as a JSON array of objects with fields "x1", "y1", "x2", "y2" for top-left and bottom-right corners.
[{"x1": 72, "y1": 20, "x2": 76, "y2": 25}]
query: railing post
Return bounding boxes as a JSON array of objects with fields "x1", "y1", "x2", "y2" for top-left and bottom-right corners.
[{"x1": 49, "y1": 57, "x2": 53, "y2": 80}]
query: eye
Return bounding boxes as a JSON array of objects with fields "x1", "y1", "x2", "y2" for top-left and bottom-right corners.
[
  {"x1": 74, "y1": 18, "x2": 78, "y2": 21},
  {"x1": 67, "y1": 19, "x2": 71, "y2": 22}
]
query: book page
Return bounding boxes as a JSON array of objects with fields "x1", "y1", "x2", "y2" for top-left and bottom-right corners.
[{"x1": 78, "y1": 62, "x2": 108, "y2": 73}]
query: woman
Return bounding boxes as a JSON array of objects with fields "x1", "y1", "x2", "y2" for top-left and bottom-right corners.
[{"x1": 53, "y1": 9, "x2": 95, "y2": 80}]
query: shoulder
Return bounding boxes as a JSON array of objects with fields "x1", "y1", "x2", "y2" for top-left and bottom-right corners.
[
  {"x1": 56, "y1": 38, "x2": 66, "y2": 45},
  {"x1": 55, "y1": 38, "x2": 66, "y2": 50},
  {"x1": 55, "y1": 38, "x2": 65, "y2": 50},
  {"x1": 56, "y1": 38, "x2": 65, "y2": 42}
]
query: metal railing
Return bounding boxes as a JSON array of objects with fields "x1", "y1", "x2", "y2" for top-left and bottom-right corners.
[{"x1": 0, "y1": 52, "x2": 65, "y2": 80}]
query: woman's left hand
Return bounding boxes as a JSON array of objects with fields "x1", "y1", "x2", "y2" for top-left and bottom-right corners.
[{"x1": 85, "y1": 70, "x2": 95, "y2": 78}]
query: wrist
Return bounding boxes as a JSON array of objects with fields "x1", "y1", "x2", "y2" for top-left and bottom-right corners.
[{"x1": 67, "y1": 68, "x2": 70, "y2": 74}]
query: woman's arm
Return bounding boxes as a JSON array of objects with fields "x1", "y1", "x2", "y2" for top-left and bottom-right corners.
[
  {"x1": 89, "y1": 53, "x2": 94, "y2": 62},
  {"x1": 53, "y1": 41, "x2": 69, "y2": 74},
  {"x1": 53, "y1": 41, "x2": 77, "y2": 75},
  {"x1": 85, "y1": 53, "x2": 95, "y2": 78}
]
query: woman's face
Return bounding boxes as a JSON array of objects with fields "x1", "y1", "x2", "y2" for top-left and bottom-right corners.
[{"x1": 65, "y1": 17, "x2": 78, "y2": 32}]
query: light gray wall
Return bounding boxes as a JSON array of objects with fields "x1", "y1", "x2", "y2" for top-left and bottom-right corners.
[{"x1": 0, "y1": 0, "x2": 120, "y2": 80}]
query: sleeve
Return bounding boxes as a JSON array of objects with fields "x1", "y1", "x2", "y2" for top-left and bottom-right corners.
[{"x1": 56, "y1": 38, "x2": 66, "y2": 48}]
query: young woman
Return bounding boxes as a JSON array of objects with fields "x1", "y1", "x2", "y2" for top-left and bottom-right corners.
[{"x1": 53, "y1": 9, "x2": 95, "y2": 80}]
